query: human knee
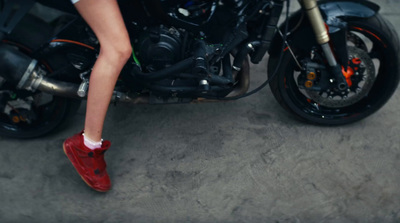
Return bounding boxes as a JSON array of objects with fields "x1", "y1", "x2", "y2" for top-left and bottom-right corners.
[
  {"x1": 101, "y1": 42, "x2": 132, "y2": 64},
  {"x1": 116, "y1": 44, "x2": 132, "y2": 61}
]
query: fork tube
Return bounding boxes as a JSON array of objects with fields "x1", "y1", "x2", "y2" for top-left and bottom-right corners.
[
  {"x1": 302, "y1": 0, "x2": 330, "y2": 45},
  {"x1": 301, "y1": 0, "x2": 348, "y2": 90},
  {"x1": 302, "y1": 0, "x2": 337, "y2": 66}
]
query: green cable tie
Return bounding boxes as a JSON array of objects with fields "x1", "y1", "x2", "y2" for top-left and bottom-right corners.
[{"x1": 132, "y1": 46, "x2": 141, "y2": 66}]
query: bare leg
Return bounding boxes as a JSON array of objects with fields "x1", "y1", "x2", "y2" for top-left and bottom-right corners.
[{"x1": 74, "y1": 0, "x2": 132, "y2": 141}]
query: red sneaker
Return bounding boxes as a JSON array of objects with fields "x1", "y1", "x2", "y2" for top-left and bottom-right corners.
[{"x1": 63, "y1": 131, "x2": 111, "y2": 192}]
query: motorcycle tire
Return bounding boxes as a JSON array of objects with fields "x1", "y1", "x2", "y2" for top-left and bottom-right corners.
[
  {"x1": 0, "y1": 15, "x2": 81, "y2": 138},
  {"x1": 268, "y1": 13, "x2": 400, "y2": 125}
]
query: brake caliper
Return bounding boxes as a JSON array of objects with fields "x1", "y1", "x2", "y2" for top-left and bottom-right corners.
[
  {"x1": 297, "y1": 59, "x2": 329, "y2": 92},
  {"x1": 341, "y1": 57, "x2": 362, "y2": 88},
  {"x1": 1, "y1": 93, "x2": 37, "y2": 124}
]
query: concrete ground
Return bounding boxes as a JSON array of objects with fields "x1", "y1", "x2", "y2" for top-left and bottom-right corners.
[{"x1": 1, "y1": 1, "x2": 399, "y2": 222}]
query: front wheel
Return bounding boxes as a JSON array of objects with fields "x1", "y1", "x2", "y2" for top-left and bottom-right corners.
[{"x1": 268, "y1": 14, "x2": 400, "y2": 125}]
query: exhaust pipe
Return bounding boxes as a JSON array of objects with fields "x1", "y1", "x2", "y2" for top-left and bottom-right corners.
[
  {"x1": 16, "y1": 60, "x2": 82, "y2": 98},
  {"x1": 0, "y1": 44, "x2": 152, "y2": 103},
  {"x1": 0, "y1": 43, "x2": 81, "y2": 98}
]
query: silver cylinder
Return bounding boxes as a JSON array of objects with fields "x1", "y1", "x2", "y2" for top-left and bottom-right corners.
[
  {"x1": 302, "y1": 0, "x2": 330, "y2": 45},
  {"x1": 77, "y1": 80, "x2": 89, "y2": 98},
  {"x1": 36, "y1": 76, "x2": 81, "y2": 99}
]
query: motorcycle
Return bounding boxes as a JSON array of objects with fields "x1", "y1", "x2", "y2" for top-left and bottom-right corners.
[{"x1": 0, "y1": 0, "x2": 398, "y2": 138}]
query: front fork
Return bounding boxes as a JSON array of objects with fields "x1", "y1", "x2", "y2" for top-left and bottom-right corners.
[{"x1": 300, "y1": 0, "x2": 348, "y2": 90}]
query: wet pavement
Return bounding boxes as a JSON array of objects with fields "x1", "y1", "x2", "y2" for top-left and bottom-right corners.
[{"x1": 1, "y1": 1, "x2": 400, "y2": 222}]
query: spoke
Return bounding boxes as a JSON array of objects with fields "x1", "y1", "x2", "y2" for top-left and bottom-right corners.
[{"x1": 368, "y1": 51, "x2": 380, "y2": 59}]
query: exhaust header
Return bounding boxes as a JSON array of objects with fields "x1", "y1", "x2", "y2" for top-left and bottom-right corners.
[{"x1": 0, "y1": 43, "x2": 81, "y2": 98}]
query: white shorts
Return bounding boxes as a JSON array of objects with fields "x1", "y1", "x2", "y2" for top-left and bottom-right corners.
[{"x1": 71, "y1": 0, "x2": 80, "y2": 4}]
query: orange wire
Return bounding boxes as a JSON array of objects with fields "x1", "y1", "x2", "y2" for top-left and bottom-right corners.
[{"x1": 51, "y1": 39, "x2": 95, "y2": 50}]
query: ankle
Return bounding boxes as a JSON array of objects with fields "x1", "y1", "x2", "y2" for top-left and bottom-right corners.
[{"x1": 82, "y1": 133, "x2": 103, "y2": 150}]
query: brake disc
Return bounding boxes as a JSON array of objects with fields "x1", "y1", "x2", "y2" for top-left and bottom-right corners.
[{"x1": 306, "y1": 46, "x2": 376, "y2": 108}]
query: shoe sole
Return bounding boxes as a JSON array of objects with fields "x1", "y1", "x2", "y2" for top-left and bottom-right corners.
[{"x1": 63, "y1": 143, "x2": 109, "y2": 192}]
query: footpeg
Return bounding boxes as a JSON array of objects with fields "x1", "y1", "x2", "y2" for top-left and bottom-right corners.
[{"x1": 77, "y1": 80, "x2": 89, "y2": 97}]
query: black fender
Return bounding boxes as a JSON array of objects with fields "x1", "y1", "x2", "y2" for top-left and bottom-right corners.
[
  {"x1": 319, "y1": 0, "x2": 379, "y2": 22},
  {"x1": 268, "y1": 0, "x2": 380, "y2": 57}
]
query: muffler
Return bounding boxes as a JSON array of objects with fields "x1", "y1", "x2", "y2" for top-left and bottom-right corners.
[
  {"x1": 0, "y1": 43, "x2": 32, "y2": 85},
  {"x1": 0, "y1": 43, "x2": 81, "y2": 98}
]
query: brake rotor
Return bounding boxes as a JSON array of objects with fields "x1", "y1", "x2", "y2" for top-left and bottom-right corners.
[{"x1": 306, "y1": 46, "x2": 376, "y2": 108}]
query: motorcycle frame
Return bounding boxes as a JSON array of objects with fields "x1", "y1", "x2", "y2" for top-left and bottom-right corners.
[{"x1": 0, "y1": 0, "x2": 380, "y2": 103}]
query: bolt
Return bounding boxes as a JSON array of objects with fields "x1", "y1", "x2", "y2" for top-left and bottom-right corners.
[
  {"x1": 307, "y1": 72, "x2": 316, "y2": 80},
  {"x1": 247, "y1": 43, "x2": 255, "y2": 51},
  {"x1": 12, "y1": 116, "x2": 20, "y2": 123},
  {"x1": 199, "y1": 80, "x2": 209, "y2": 86},
  {"x1": 305, "y1": 81, "x2": 313, "y2": 88}
]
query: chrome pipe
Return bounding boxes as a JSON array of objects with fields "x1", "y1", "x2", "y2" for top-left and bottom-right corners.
[{"x1": 15, "y1": 60, "x2": 82, "y2": 98}]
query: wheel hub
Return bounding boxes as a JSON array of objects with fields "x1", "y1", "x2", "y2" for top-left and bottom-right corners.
[{"x1": 306, "y1": 47, "x2": 376, "y2": 108}]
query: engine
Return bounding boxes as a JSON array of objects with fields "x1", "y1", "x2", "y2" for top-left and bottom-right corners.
[{"x1": 135, "y1": 25, "x2": 183, "y2": 72}]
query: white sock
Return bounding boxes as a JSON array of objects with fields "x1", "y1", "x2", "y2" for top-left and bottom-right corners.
[{"x1": 82, "y1": 133, "x2": 103, "y2": 150}]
